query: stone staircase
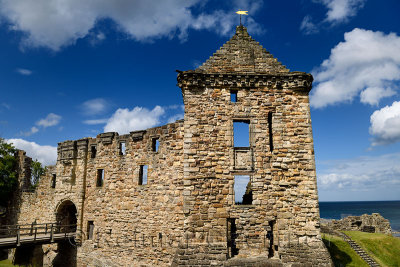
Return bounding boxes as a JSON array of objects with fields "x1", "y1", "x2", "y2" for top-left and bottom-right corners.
[{"x1": 337, "y1": 231, "x2": 380, "y2": 267}]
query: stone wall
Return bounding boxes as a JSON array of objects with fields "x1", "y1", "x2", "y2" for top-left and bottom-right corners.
[
  {"x1": 16, "y1": 120, "x2": 185, "y2": 266},
  {"x1": 177, "y1": 70, "x2": 330, "y2": 266},
  {"x1": 326, "y1": 213, "x2": 391, "y2": 234}
]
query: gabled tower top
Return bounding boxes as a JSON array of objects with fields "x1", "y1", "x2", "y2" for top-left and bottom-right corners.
[{"x1": 195, "y1": 25, "x2": 290, "y2": 74}]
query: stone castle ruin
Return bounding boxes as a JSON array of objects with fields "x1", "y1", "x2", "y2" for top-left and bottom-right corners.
[{"x1": 11, "y1": 26, "x2": 332, "y2": 266}]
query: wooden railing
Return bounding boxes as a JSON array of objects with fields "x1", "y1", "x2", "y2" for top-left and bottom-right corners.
[{"x1": 0, "y1": 223, "x2": 76, "y2": 248}]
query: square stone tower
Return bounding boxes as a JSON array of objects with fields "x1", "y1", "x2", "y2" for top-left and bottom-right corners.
[{"x1": 176, "y1": 25, "x2": 331, "y2": 265}]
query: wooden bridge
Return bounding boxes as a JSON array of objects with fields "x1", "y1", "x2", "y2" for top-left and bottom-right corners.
[{"x1": 0, "y1": 223, "x2": 77, "y2": 249}]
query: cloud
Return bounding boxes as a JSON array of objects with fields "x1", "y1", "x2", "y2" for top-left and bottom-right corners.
[
  {"x1": 369, "y1": 101, "x2": 400, "y2": 146},
  {"x1": 310, "y1": 28, "x2": 400, "y2": 108},
  {"x1": 0, "y1": 0, "x2": 263, "y2": 51},
  {"x1": 18, "y1": 113, "x2": 61, "y2": 137},
  {"x1": 104, "y1": 106, "x2": 165, "y2": 134},
  {"x1": 20, "y1": 126, "x2": 39, "y2": 137},
  {"x1": 300, "y1": 0, "x2": 365, "y2": 34},
  {"x1": 1, "y1": 103, "x2": 10, "y2": 111},
  {"x1": 300, "y1": 15, "x2": 319, "y2": 35},
  {"x1": 321, "y1": 0, "x2": 366, "y2": 24},
  {"x1": 81, "y1": 98, "x2": 109, "y2": 116},
  {"x1": 167, "y1": 113, "x2": 184, "y2": 123},
  {"x1": 36, "y1": 113, "x2": 62, "y2": 127},
  {"x1": 83, "y1": 119, "x2": 109, "y2": 125},
  {"x1": 317, "y1": 153, "x2": 400, "y2": 191},
  {"x1": 16, "y1": 68, "x2": 32, "y2": 75},
  {"x1": 6, "y1": 138, "x2": 57, "y2": 166}
]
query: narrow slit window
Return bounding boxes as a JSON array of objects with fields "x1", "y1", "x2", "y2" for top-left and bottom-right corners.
[
  {"x1": 152, "y1": 138, "x2": 159, "y2": 152},
  {"x1": 51, "y1": 174, "x2": 56, "y2": 188},
  {"x1": 139, "y1": 165, "x2": 148, "y2": 185},
  {"x1": 268, "y1": 112, "x2": 274, "y2": 152},
  {"x1": 233, "y1": 120, "x2": 250, "y2": 147},
  {"x1": 230, "y1": 90, "x2": 238, "y2": 102},
  {"x1": 87, "y1": 221, "x2": 94, "y2": 240},
  {"x1": 234, "y1": 175, "x2": 252, "y2": 205},
  {"x1": 96, "y1": 169, "x2": 104, "y2": 187},
  {"x1": 91, "y1": 145, "x2": 97, "y2": 158},
  {"x1": 119, "y1": 141, "x2": 126, "y2": 155}
]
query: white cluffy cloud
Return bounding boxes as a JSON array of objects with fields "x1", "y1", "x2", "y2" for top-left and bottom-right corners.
[
  {"x1": 16, "y1": 68, "x2": 32, "y2": 75},
  {"x1": 81, "y1": 98, "x2": 109, "y2": 116},
  {"x1": 300, "y1": 0, "x2": 365, "y2": 34},
  {"x1": 321, "y1": 0, "x2": 366, "y2": 23},
  {"x1": 0, "y1": 0, "x2": 262, "y2": 51},
  {"x1": 36, "y1": 113, "x2": 62, "y2": 127},
  {"x1": 370, "y1": 101, "x2": 400, "y2": 146},
  {"x1": 104, "y1": 106, "x2": 165, "y2": 134},
  {"x1": 310, "y1": 28, "x2": 400, "y2": 108},
  {"x1": 317, "y1": 153, "x2": 400, "y2": 191},
  {"x1": 6, "y1": 138, "x2": 57, "y2": 166},
  {"x1": 20, "y1": 113, "x2": 62, "y2": 136}
]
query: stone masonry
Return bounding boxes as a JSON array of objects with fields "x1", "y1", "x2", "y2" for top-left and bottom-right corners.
[
  {"x1": 13, "y1": 25, "x2": 332, "y2": 266},
  {"x1": 325, "y1": 213, "x2": 392, "y2": 234}
]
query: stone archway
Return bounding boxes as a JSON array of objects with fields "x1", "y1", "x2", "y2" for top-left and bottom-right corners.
[
  {"x1": 56, "y1": 200, "x2": 77, "y2": 232},
  {"x1": 52, "y1": 200, "x2": 78, "y2": 267}
]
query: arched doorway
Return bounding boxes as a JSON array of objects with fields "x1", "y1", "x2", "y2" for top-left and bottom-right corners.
[
  {"x1": 53, "y1": 200, "x2": 78, "y2": 267},
  {"x1": 56, "y1": 200, "x2": 77, "y2": 232}
]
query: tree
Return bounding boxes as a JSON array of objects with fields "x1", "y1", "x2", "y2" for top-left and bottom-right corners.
[
  {"x1": 31, "y1": 159, "x2": 45, "y2": 187},
  {"x1": 0, "y1": 138, "x2": 18, "y2": 206}
]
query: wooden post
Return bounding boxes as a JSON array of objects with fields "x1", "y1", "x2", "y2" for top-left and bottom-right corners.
[
  {"x1": 50, "y1": 224, "x2": 54, "y2": 242},
  {"x1": 45, "y1": 223, "x2": 48, "y2": 235},
  {"x1": 34, "y1": 226, "x2": 37, "y2": 242},
  {"x1": 16, "y1": 226, "x2": 20, "y2": 246}
]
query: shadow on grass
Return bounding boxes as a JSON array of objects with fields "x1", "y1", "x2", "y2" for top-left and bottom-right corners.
[{"x1": 323, "y1": 238, "x2": 353, "y2": 267}]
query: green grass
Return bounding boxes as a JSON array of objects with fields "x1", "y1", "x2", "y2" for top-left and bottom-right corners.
[
  {"x1": 343, "y1": 231, "x2": 400, "y2": 267},
  {"x1": 322, "y1": 233, "x2": 369, "y2": 267},
  {"x1": 0, "y1": 259, "x2": 16, "y2": 267}
]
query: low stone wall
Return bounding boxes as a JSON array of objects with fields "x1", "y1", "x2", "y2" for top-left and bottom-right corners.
[{"x1": 326, "y1": 213, "x2": 391, "y2": 234}]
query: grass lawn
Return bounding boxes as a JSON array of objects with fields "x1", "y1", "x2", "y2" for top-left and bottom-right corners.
[
  {"x1": 343, "y1": 231, "x2": 400, "y2": 267},
  {"x1": 0, "y1": 259, "x2": 16, "y2": 267},
  {"x1": 322, "y1": 233, "x2": 369, "y2": 267}
]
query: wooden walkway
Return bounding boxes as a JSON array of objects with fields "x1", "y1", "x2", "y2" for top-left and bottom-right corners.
[{"x1": 0, "y1": 223, "x2": 76, "y2": 249}]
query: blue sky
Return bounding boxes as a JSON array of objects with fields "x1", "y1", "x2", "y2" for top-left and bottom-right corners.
[{"x1": 0, "y1": 0, "x2": 399, "y2": 201}]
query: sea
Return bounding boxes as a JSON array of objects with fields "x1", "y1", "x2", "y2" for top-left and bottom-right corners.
[{"x1": 319, "y1": 200, "x2": 400, "y2": 236}]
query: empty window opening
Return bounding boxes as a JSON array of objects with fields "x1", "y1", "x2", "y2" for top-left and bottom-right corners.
[
  {"x1": 96, "y1": 169, "x2": 104, "y2": 187},
  {"x1": 230, "y1": 90, "x2": 238, "y2": 102},
  {"x1": 233, "y1": 120, "x2": 250, "y2": 147},
  {"x1": 91, "y1": 145, "x2": 97, "y2": 158},
  {"x1": 119, "y1": 141, "x2": 126, "y2": 155},
  {"x1": 268, "y1": 112, "x2": 274, "y2": 152},
  {"x1": 152, "y1": 138, "x2": 159, "y2": 152},
  {"x1": 87, "y1": 221, "x2": 94, "y2": 240},
  {"x1": 51, "y1": 174, "x2": 56, "y2": 188},
  {"x1": 234, "y1": 175, "x2": 252, "y2": 205},
  {"x1": 227, "y1": 218, "x2": 238, "y2": 258},
  {"x1": 139, "y1": 165, "x2": 148, "y2": 185},
  {"x1": 267, "y1": 220, "x2": 276, "y2": 258}
]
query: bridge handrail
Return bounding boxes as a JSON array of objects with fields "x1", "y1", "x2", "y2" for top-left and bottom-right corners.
[{"x1": 0, "y1": 223, "x2": 77, "y2": 239}]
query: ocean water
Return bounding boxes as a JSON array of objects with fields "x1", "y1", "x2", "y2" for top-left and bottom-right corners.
[{"x1": 319, "y1": 201, "x2": 400, "y2": 234}]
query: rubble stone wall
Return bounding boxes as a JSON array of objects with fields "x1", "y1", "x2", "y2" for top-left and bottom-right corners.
[
  {"x1": 327, "y1": 213, "x2": 392, "y2": 234},
  {"x1": 177, "y1": 71, "x2": 330, "y2": 266}
]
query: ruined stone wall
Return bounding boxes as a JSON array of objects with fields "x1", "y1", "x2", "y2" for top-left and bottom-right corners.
[
  {"x1": 177, "y1": 72, "x2": 331, "y2": 266},
  {"x1": 16, "y1": 120, "x2": 185, "y2": 266},
  {"x1": 78, "y1": 120, "x2": 185, "y2": 266},
  {"x1": 326, "y1": 213, "x2": 392, "y2": 234}
]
